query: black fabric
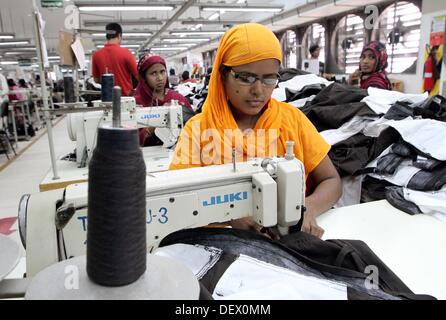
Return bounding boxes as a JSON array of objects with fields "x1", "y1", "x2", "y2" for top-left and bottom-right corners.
[
  {"x1": 361, "y1": 176, "x2": 397, "y2": 202},
  {"x1": 329, "y1": 128, "x2": 400, "y2": 177},
  {"x1": 384, "y1": 102, "x2": 415, "y2": 121},
  {"x1": 407, "y1": 163, "x2": 446, "y2": 191},
  {"x1": 284, "y1": 84, "x2": 325, "y2": 103},
  {"x1": 376, "y1": 153, "x2": 406, "y2": 175},
  {"x1": 160, "y1": 228, "x2": 435, "y2": 300},
  {"x1": 303, "y1": 102, "x2": 376, "y2": 132},
  {"x1": 200, "y1": 251, "x2": 237, "y2": 298},
  {"x1": 391, "y1": 142, "x2": 416, "y2": 158},
  {"x1": 413, "y1": 95, "x2": 446, "y2": 122},
  {"x1": 305, "y1": 83, "x2": 368, "y2": 108},
  {"x1": 278, "y1": 68, "x2": 310, "y2": 82},
  {"x1": 300, "y1": 83, "x2": 374, "y2": 132},
  {"x1": 385, "y1": 187, "x2": 423, "y2": 216},
  {"x1": 413, "y1": 156, "x2": 443, "y2": 171},
  {"x1": 278, "y1": 232, "x2": 432, "y2": 299}
]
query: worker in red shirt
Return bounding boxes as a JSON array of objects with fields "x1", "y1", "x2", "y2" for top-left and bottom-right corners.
[{"x1": 92, "y1": 23, "x2": 139, "y2": 96}]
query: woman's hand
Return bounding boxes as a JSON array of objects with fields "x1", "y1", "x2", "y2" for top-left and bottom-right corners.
[
  {"x1": 230, "y1": 217, "x2": 280, "y2": 240},
  {"x1": 301, "y1": 213, "x2": 325, "y2": 238},
  {"x1": 348, "y1": 69, "x2": 361, "y2": 85}
]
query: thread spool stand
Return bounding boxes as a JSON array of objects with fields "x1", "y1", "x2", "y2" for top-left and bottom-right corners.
[{"x1": 25, "y1": 87, "x2": 200, "y2": 300}]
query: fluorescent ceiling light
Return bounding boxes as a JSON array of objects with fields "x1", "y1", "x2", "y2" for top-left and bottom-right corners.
[
  {"x1": 151, "y1": 47, "x2": 187, "y2": 51},
  {"x1": 208, "y1": 13, "x2": 220, "y2": 21},
  {"x1": 48, "y1": 56, "x2": 60, "y2": 60},
  {"x1": 201, "y1": 7, "x2": 282, "y2": 13},
  {"x1": 159, "y1": 43, "x2": 197, "y2": 47},
  {"x1": 170, "y1": 31, "x2": 225, "y2": 36},
  {"x1": 0, "y1": 61, "x2": 19, "y2": 65},
  {"x1": 97, "y1": 44, "x2": 139, "y2": 48},
  {"x1": 84, "y1": 19, "x2": 163, "y2": 26},
  {"x1": 92, "y1": 32, "x2": 152, "y2": 37},
  {"x1": 5, "y1": 52, "x2": 29, "y2": 55},
  {"x1": 78, "y1": 5, "x2": 174, "y2": 12},
  {"x1": 162, "y1": 38, "x2": 210, "y2": 42},
  {"x1": 0, "y1": 33, "x2": 14, "y2": 39},
  {"x1": 0, "y1": 41, "x2": 29, "y2": 46}
]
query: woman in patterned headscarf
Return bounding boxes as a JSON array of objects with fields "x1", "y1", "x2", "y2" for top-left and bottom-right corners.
[
  {"x1": 135, "y1": 53, "x2": 192, "y2": 146},
  {"x1": 170, "y1": 23, "x2": 341, "y2": 238},
  {"x1": 349, "y1": 41, "x2": 392, "y2": 90}
]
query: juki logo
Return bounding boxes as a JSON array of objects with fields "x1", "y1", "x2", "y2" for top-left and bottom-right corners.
[
  {"x1": 202, "y1": 192, "x2": 248, "y2": 207},
  {"x1": 142, "y1": 114, "x2": 161, "y2": 119}
]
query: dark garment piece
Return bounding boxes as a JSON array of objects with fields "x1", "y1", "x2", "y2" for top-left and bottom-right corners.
[
  {"x1": 182, "y1": 104, "x2": 196, "y2": 124},
  {"x1": 384, "y1": 101, "x2": 415, "y2": 121},
  {"x1": 391, "y1": 140, "x2": 440, "y2": 164},
  {"x1": 301, "y1": 83, "x2": 374, "y2": 131},
  {"x1": 391, "y1": 142, "x2": 416, "y2": 158},
  {"x1": 160, "y1": 228, "x2": 434, "y2": 300},
  {"x1": 329, "y1": 128, "x2": 400, "y2": 177},
  {"x1": 284, "y1": 83, "x2": 326, "y2": 103},
  {"x1": 361, "y1": 176, "x2": 397, "y2": 202},
  {"x1": 413, "y1": 156, "x2": 443, "y2": 171},
  {"x1": 376, "y1": 153, "x2": 406, "y2": 175},
  {"x1": 307, "y1": 82, "x2": 368, "y2": 108},
  {"x1": 385, "y1": 187, "x2": 423, "y2": 216},
  {"x1": 304, "y1": 102, "x2": 376, "y2": 132},
  {"x1": 279, "y1": 68, "x2": 310, "y2": 82},
  {"x1": 413, "y1": 95, "x2": 446, "y2": 122},
  {"x1": 407, "y1": 163, "x2": 446, "y2": 191}
]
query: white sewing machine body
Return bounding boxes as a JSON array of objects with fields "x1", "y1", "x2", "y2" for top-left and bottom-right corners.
[
  {"x1": 39, "y1": 98, "x2": 182, "y2": 191},
  {"x1": 23, "y1": 157, "x2": 306, "y2": 277},
  {"x1": 66, "y1": 98, "x2": 183, "y2": 166}
]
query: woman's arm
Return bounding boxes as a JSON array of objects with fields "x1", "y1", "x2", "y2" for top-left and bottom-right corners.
[{"x1": 302, "y1": 155, "x2": 342, "y2": 238}]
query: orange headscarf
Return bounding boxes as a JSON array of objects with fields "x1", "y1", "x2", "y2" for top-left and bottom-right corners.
[
  {"x1": 203, "y1": 23, "x2": 283, "y2": 161},
  {"x1": 170, "y1": 23, "x2": 330, "y2": 176}
]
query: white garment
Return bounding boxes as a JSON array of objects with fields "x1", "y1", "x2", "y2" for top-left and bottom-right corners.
[
  {"x1": 403, "y1": 187, "x2": 446, "y2": 222},
  {"x1": 288, "y1": 95, "x2": 316, "y2": 108},
  {"x1": 213, "y1": 254, "x2": 347, "y2": 300},
  {"x1": 361, "y1": 117, "x2": 411, "y2": 138},
  {"x1": 368, "y1": 158, "x2": 421, "y2": 187},
  {"x1": 272, "y1": 74, "x2": 332, "y2": 102},
  {"x1": 320, "y1": 116, "x2": 378, "y2": 146},
  {"x1": 386, "y1": 119, "x2": 446, "y2": 161},
  {"x1": 361, "y1": 87, "x2": 428, "y2": 114},
  {"x1": 154, "y1": 244, "x2": 222, "y2": 280},
  {"x1": 334, "y1": 176, "x2": 363, "y2": 208},
  {"x1": 175, "y1": 83, "x2": 202, "y2": 97}
]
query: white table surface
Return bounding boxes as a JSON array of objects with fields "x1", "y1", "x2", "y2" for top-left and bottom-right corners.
[{"x1": 317, "y1": 200, "x2": 446, "y2": 299}]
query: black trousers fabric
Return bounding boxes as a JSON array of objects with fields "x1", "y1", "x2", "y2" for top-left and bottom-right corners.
[
  {"x1": 160, "y1": 228, "x2": 435, "y2": 300},
  {"x1": 328, "y1": 129, "x2": 400, "y2": 177}
]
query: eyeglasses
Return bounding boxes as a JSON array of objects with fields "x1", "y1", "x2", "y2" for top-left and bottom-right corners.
[{"x1": 229, "y1": 69, "x2": 280, "y2": 87}]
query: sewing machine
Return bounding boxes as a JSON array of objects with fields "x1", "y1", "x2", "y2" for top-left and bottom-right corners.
[
  {"x1": 67, "y1": 97, "x2": 182, "y2": 166},
  {"x1": 21, "y1": 156, "x2": 306, "y2": 277},
  {"x1": 39, "y1": 98, "x2": 183, "y2": 191}
]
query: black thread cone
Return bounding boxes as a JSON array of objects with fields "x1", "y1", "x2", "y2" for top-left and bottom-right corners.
[{"x1": 87, "y1": 127, "x2": 147, "y2": 286}]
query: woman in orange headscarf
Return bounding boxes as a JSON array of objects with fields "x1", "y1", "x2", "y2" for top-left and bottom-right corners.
[{"x1": 170, "y1": 23, "x2": 341, "y2": 238}]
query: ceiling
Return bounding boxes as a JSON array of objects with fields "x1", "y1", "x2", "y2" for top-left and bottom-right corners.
[{"x1": 0, "y1": 0, "x2": 391, "y2": 66}]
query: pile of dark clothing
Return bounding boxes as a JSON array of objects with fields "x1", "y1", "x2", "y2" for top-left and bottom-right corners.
[{"x1": 286, "y1": 79, "x2": 446, "y2": 220}]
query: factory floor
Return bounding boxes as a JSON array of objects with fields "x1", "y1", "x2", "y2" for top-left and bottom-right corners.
[{"x1": 0, "y1": 116, "x2": 75, "y2": 278}]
